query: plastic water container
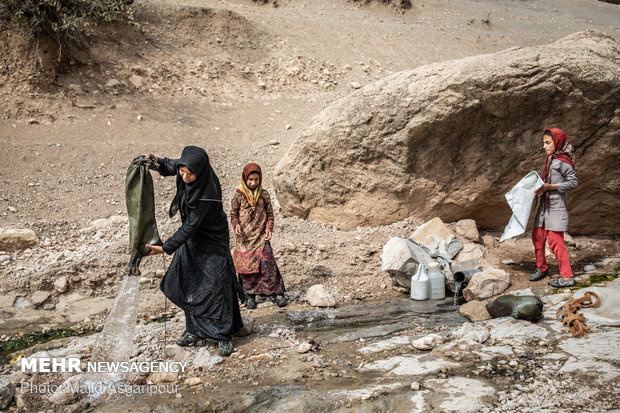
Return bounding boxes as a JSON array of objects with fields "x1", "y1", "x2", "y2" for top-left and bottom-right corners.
[
  {"x1": 410, "y1": 263, "x2": 429, "y2": 301},
  {"x1": 427, "y1": 262, "x2": 446, "y2": 300}
]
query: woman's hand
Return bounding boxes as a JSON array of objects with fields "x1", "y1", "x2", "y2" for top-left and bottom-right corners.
[
  {"x1": 234, "y1": 224, "x2": 242, "y2": 236},
  {"x1": 144, "y1": 154, "x2": 159, "y2": 169},
  {"x1": 265, "y1": 228, "x2": 272, "y2": 241},
  {"x1": 145, "y1": 244, "x2": 164, "y2": 256},
  {"x1": 535, "y1": 183, "x2": 557, "y2": 195}
]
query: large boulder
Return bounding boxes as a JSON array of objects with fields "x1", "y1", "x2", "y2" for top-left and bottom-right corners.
[{"x1": 274, "y1": 31, "x2": 620, "y2": 235}]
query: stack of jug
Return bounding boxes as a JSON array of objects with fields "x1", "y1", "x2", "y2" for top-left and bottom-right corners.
[{"x1": 410, "y1": 262, "x2": 446, "y2": 300}]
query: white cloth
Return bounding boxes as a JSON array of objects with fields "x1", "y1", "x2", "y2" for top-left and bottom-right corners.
[{"x1": 500, "y1": 171, "x2": 544, "y2": 243}]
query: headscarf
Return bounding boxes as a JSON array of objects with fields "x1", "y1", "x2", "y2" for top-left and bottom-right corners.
[
  {"x1": 236, "y1": 163, "x2": 262, "y2": 210},
  {"x1": 169, "y1": 146, "x2": 222, "y2": 218},
  {"x1": 542, "y1": 128, "x2": 575, "y2": 182}
]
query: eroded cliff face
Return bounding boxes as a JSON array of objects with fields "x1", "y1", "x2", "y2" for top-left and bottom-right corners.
[{"x1": 274, "y1": 30, "x2": 620, "y2": 235}]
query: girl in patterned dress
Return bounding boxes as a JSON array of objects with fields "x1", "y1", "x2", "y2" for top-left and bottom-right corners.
[{"x1": 231, "y1": 163, "x2": 286, "y2": 309}]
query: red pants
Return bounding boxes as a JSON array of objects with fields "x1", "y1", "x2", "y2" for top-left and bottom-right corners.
[{"x1": 532, "y1": 226, "x2": 574, "y2": 278}]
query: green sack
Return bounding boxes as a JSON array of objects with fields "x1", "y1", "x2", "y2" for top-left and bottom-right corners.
[
  {"x1": 486, "y1": 295, "x2": 544, "y2": 322},
  {"x1": 125, "y1": 155, "x2": 162, "y2": 274}
]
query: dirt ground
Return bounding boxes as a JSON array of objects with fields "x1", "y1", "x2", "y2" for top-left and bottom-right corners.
[{"x1": 0, "y1": 0, "x2": 619, "y2": 411}]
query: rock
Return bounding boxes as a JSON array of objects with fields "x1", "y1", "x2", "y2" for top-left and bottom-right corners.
[
  {"x1": 310, "y1": 264, "x2": 333, "y2": 278},
  {"x1": 571, "y1": 280, "x2": 620, "y2": 326},
  {"x1": 350, "y1": 82, "x2": 361, "y2": 89},
  {"x1": 54, "y1": 276, "x2": 69, "y2": 293},
  {"x1": 423, "y1": 377, "x2": 496, "y2": 412},
  {"x1": 274, "y1": 31, "x2": 620, "y2": 235},
  {"x1": 459, "y1": 300, "x2": 492, "y2": 322},
  {"x1": 150, "y1": 371, "x2": 178, "y2": 384},
  {"x1": 584, "y1": 264, "x2": 596, "y2": 272},
  {"x1": 0, "y1": 229, "x2": 39, "y2": 251},
  {"x1": 184, "y1": 377, "x2": 202, "y2": 386},
  {"x1": 13, "y1": 297, "x2": 31, "y2": 308},
  {"x1": 0, "y1": 294, "x2": 16, "y2": 308},
  {"x1": 297, "y1": 342, "x2": 312, "y2": 353},
  {"x1": 0, "y1": 378, "x2": 14, "y2": 410},
  {"x1": 106, "y1": 79, "x2": 121, "y2": 88},
  {"x1": 192, "y1": 348, "x2": 224, "y2": 369},
  {"x1": 462, "y1": 269, "x2": 510, "y2": 301},
  {"x1": 410, "y1": 217, "x2": 462, "y2": 260},
  {"x1": 454, "y1": 242, "x2": 485, "y2": 263},
  {"x1": 381, "y1": 237, "x2": 433, "y2": 288},
  {"x1": 306, "y1": 284, "x2": 336, "y2": 307},
  {"x1": 411, "y1": 333, "x2": 443, "y2": 350},
  {"x1": 49, "y1": 374, "x2": 83, "y2": 404},
  {"x1": 129, "y1": 74, "x2": 143, "y2": 88},
  {"x1": 455, "y1": 219, "x2": 480, "y2": 242},
  {"x1": 31, "y1": 291, "x2": 51, "y2": 306},
  {"x1": 235, "y1": 316, "x2": 255, "y2": 337},
  {"x1": 410, "y1": 382, "x2": 420, "y2": 391},
  {"x1": 451, "y1": 324, "x2": 490, "y2": 343}
]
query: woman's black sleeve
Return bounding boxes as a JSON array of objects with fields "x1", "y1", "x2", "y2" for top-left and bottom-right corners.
[
  {"x1": 156, "y1": 157, "x2": 179, "y2": 177},
  {"x1": 162, "y1": 201, "x2": 212, "y2": 254}
]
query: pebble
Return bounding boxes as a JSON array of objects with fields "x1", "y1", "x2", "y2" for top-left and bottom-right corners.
[
  {"x1": 8, "y1": 206, "x2": 17, "y2": 213},
  {"x1": 410, "y1": 382, "x2": 420, "y2": 391},
  {"x1": 350, "y1": 82, "x2": 361, "y2": 89},
  {"x1": 584, "y1": 264, "x2": 596, "y2": 272}
]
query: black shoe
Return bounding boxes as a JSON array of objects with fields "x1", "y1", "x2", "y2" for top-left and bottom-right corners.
[
  {"x1": 218, "y1": 341, "x2": 234, "y2": 357},
  {"x1": 175, "y1": 331, "x2": 199, "y2": 347},
  {"x1": 273, "y1": 295, "x2": 287, "y2": 307},
  {"x1": 246, "y1": 295, "x2": 256, "y2": 310},
  {"x1": 529, "y1": 268, "x2": 549, "y2": 281},
  {"x1": 548, "y1": 277, "x2": 575, "y2": 288}
]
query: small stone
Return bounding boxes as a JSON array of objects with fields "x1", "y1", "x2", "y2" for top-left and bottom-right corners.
[
  {"x1": 7, "y1": 207, "x2": 17, "y2": 213},
  {"x1": 297, "y1": 342, "x2": 312, "y2": 354},
  {"x1": 184, "y1": 377, "x2": 202, "y2": 386},
  {"x1": 285, "y1": 124, "x2": 292, "y2": 130},
  {"x1": 411, "y1": 382, "x2": 420, "y2": 391},
  {"x1": 27, "y1": 119, "x2": 39, "y2": 125},
  {"x1": 583, "y1": 264, "x2": 596, "y2": 272},
  {"x1": 350, "y1": 82, "x2": 361, "y2": 89}
]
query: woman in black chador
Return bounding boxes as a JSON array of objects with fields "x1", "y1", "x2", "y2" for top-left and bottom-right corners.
[{"x1": 145, "y1": 146, "x2": 243, "y2": 356}]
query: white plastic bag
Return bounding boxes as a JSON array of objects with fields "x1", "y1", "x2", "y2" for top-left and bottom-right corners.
[{"x1": 500, "y1": 171, "x2": 544, "y2": 243}]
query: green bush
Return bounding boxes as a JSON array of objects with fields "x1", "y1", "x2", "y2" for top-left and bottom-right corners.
[{"x1": 0, "y1": 0, "x2": 138, "y2": 62}]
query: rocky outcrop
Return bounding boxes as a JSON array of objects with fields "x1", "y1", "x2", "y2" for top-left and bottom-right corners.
[{"x1": 274, "y1": 30, "x2": 620, "y2": 235}]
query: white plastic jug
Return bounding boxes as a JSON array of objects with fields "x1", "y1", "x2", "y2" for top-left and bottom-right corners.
[
  {"x1": 427, "y1": 262, "x2": 446, "y2": 300},
  {"x1": 410, "y1": 263, "x2": 430, "y2": 301}
]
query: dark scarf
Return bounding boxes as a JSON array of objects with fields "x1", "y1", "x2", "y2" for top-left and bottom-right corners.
[{"x1": 169, "y1": 146, "x2": 222, "y2": 218}]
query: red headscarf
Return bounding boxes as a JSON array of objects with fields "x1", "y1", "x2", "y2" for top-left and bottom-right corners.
[
  {"x1": 542, "y1": 128, "x2": 575, "y2": 181},
  {"x1": 237, "y1": 163, "x2": 262, "y2": 209}
]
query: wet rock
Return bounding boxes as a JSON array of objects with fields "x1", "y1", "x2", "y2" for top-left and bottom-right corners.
[
  {"x1": 410, "y1": 217, "x2": 462, "y2": 260},
  {"x1": 358, "y1": 335, "x2": 413, "y2": 355},
  {"x1": 31, "y1": 291, "x2": 51, "y2": 306},
  {"x1": 306, "y1": 284, "x2": 336, "y2": 307},
  {"x1": 462, "y1": 269, "x2": 510, "y2": 301},
  {"x1": 411, "y1": 334, "x2": 443, "y2": 350},
  {"x1": 362, "y1": 353, "x2": 459, "y2": 375},
  {"x1": 192, "y1": 348, "x2": 223, "y2": 369},
  {"x1": 381, "y1": 237, "x2": 433, "y2": 288},
  {"x1": 0, "y1": 229, "x2": 39, "y2": 251},
  {"x1": 423, "y1": 377, "x2": 496, "y2": 412},
  {"x1": 0, "y1": 378, "x2": 14, "y2": 410},
  {"x1": 459, "y1": 300, "x2": 492, "y2": 322},
  {"x1": 455, "y1": 219, "x2": 479, "y2": 242}
]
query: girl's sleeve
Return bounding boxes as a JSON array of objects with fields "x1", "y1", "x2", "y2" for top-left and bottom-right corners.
[
  {"x1": 230, "y1": 192, "x2": 241, "y2": 228},
  {"x1": 154, "y1": 157, "x2": 178, "y2": 177},
  {"x1": 162, "y1": 201, "x2": 211, "y2": 254},
  {"x1": 557, "y1": 163, "x2": 578, "y2": 193},
  {"x1": 263, "y1": 190, "x2": 275, "y2": 232}
]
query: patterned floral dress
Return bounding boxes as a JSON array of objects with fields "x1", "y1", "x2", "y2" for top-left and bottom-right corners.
[{"x1": 230, "y1": 189, "x2": 285, "y2": 296}]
